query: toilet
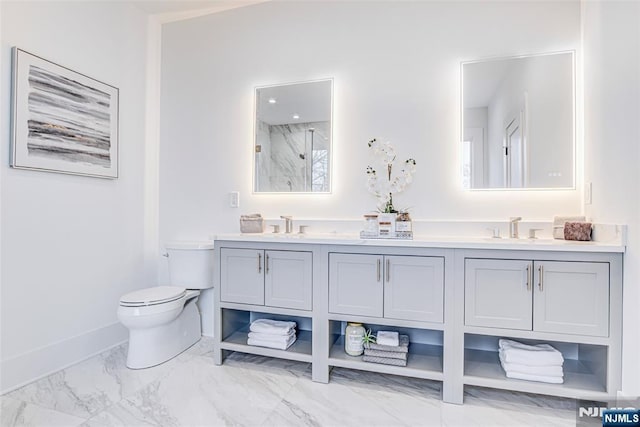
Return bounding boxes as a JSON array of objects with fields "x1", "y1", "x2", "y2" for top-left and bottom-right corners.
[{"x1": 118, "y1": 241, "x2": 214, "y2": 369}]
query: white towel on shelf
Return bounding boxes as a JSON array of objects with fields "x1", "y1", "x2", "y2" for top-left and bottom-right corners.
[
  {"x1": 499, "y1": 350, "x2": 564, "y2": 377},
  {"x1": 505, "y1": 371, "x2": 564, "y2": 384},
  {"x1": 376, "y1": 331, "x2": 400, "y2": 347},
  {"x1": 498, "y1": 339, "x2": 564, "y2": 366},
  {"x1": 248, "y1": 331, "x2": 296, "y2": 345},
  {"x1": 249, "y1": 319, "x2": 297, "y2": 335},
  {"x1": 499, "y1": 339, "x2": 560, "y2": 352},
  {"x1": 247, "y1": 334, "x2": 297, "y2": 350}
]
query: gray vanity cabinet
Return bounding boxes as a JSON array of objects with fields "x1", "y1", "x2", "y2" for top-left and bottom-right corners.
[
  {"x1": 215, "y1": 237, "x2": 623, "y2": 405},
  {"x1": 329, "y1": 253, "x2": 444, "y2": 322},
  {"x1": 465, "y1": 258, "x2": 610, "y2": 337},
  {"x1": 220, "y1": 248, "x2": 312, "y2": 310}
]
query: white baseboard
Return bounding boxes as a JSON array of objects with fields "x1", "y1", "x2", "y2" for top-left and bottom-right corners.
[{"x1": 1, "y1": 322, "x2": 128, "y2": 395}]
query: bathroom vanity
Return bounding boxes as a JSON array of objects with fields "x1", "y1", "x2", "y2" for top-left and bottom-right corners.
[{"x1": 212, "y1": 234, "x2": 623, "y2": 404}]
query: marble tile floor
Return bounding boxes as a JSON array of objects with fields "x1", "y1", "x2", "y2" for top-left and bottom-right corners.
[{"x1": 1, "y1": 337, "x2": 579, "y2": 427}]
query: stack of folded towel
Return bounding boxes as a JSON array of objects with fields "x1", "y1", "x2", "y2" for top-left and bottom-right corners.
[
  {"x1": 499, "y1": 339, "x2": 564, "y2": 384},
  {"x1": 362, "y1": 331, "x2": 410, "y2": 367},
  {"x1": 247, "y1": 319, "x2": 297, "y2": 350}
]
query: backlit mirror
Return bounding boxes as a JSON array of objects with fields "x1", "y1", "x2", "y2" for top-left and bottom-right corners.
[
  {"x1": 461, "y1": 51, "x2": 574, "y2": 189},
  {"x1": 254, "y1": 79, "x2": 332, "y2": 193}
]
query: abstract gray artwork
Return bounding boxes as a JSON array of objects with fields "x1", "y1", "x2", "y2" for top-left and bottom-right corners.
[{"x1": 11, "y1": 48, "x2": 119, "y2": 178}]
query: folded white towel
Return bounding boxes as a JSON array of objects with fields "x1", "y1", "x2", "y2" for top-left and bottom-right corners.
[
  {"x1": 498, "y1": 339, "x2": 564, "y2": 366},
  {"x1": 376, "y1": 331, "x2": 399, "y2": 347},
  {"x1": 499, "y1": 350, "x2": 564, "y2": 377},
  {"x1": 499, "y1": 339, "x2": 557, "y2": 352},
  {"x1": 249, "y1": 319, "x2": 296, "y2": 335},
  {"x1": 248, "y1": 331, "x2": 295, "y2": 344},
  {"x1": 500, "y1": 349, "x2": 564, "y2": 367},
  {"x1": 247, "y1": 334, "x2": 297, "y2": 350},
  {"x1": 505, "y1": 371, "x2": 564, "y2": 384}
]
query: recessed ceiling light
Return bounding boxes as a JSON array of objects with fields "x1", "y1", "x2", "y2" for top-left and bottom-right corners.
[
  {"x1": 268, "y1": 98, "x2": 276, "y2": 104},
  {"x1": 293, "y1": 114, "x2": 300, "y2": 119}
]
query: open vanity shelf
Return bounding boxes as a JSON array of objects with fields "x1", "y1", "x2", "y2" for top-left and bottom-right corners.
[
  {"x1": 328, "y1": 337, "x2": 444, "y2": 381},
  {"x1": 219, "y1": 307, "x2": 312, "y2": 363},
  {"x1": 462, "y1": 333, "x2": 609, "y2": 399},
  {"x1": 327, "y1": 319, "x2": 444, "y2": 381},
  {"x1": 213, "y1": 237, "x2": 623, "y2": 405}
]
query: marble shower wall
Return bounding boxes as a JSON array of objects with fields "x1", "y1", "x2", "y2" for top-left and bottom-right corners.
[{"x1": 256, "y1": 121, "x2": 330, "y2": 192}]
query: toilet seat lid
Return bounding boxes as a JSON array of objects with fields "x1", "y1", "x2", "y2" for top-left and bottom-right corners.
[{"x1": 120, "y1": 286, "x2": 186, "y2": 307}]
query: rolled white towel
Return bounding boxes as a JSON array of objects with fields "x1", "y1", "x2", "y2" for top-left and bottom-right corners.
[
  {"x1": 499, "y1": 350, "x2": 564, "y2": 377},
  {"x1": 376, "y1": 331, "x2": 400, "y2": 347},
  {"x1": 498, "y1": 339, "x2": 564, "y2": 366},
  {"x1": 248, "y1": 331, "x2": 295, "y2": 345},
  {"x1": 249, "y1": 319, "x2": 296, "y2": 335},
  {"x1": 247, "y1": 334, "x2": 297, "y2": 350},
  {"x1": 505, "y1": 371, "x2": 564, "y2": 384}
]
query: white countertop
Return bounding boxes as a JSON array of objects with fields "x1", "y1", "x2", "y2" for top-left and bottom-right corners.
[{"x1": 214, "y1": 233, "x2": 625, "y2": 253}]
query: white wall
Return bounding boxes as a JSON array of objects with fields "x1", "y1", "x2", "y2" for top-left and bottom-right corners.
[
  {"x1": 0, "y1": 1, "x2": 153, "y2": 392},
  {"x1": 159, "y1": 0, "x2": 583, "y2": 248},
  {"x1": 583, "y1": 0, "x2": 640, "y2": 396}
]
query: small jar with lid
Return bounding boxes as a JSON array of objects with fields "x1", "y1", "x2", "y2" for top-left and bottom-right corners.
[
  {"x1": 345, "y1": 322, "x2": 365, "y2": 356},
  {"x1": 363, "y1": 214, "x2": 379, "y2": 237}
]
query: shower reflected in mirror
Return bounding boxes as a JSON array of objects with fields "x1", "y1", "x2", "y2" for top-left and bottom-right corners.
[{"x1": 254, "y1": 79, "x2": 332, "y2": 193}]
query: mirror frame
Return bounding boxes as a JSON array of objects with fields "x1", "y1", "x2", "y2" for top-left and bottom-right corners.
[
  {"x1": 252, "y1": 78, "x2": 334, "y2": 194},
  {"x1": 460, "y1": 51, "x2": 576, "y2": 191}
]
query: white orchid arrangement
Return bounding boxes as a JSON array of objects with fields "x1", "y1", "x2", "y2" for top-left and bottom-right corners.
[{"x1": 366, "y1": 138, "x2": 417, "y2": 213}]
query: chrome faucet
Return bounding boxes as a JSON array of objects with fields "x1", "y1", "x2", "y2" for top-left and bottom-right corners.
[
  {"x1": 509, "y1": 217, "x2": 522, "y2": 239},
  {"x1": 280, "y1": 216, "x2": 293, "y2": 233}
]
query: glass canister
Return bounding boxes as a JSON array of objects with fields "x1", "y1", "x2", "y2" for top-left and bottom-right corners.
[
  {"x1": 363, "y1": 214, "x2": 379, "y2": 236},
  {"x1": 345, "y1": 322, "x2": 365, "y2": 356}
]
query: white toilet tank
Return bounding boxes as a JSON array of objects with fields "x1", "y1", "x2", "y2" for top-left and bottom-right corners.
[{"x1": 166, "y1": 241, "x2": 214, "y2": 289}]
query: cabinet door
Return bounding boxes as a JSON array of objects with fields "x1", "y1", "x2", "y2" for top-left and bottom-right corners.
[
  {"x1": 465, "y1": 259, "x2": 533, "y2": 330},
  {"x1": 264, "y1": 250, "x2": 312, "y2": 310},
  {"x1": 384, "y1": 255, "x2": 444, "y2": 323},
  {"x1": 533, "y1": 261, "x2": 609, "y2": 337},
  {"x1": 329, "y1": 253, "x2": 383, "y2": 317},
  {"x1": 220, "y1": 248, "x2": 264, "y2": 305}
]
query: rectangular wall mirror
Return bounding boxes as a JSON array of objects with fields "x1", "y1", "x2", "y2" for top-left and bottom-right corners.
[
  {"x1": 461, "y1": 51, "x2": 575, "y2": 190},
  {"x1": 254, "y1": 79, "x2": 333, "y2": 193}
]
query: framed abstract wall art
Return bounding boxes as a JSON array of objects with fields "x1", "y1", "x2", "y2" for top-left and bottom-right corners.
[{"x1": 11, "y1": 48, "x2": 119, "y2": 178}]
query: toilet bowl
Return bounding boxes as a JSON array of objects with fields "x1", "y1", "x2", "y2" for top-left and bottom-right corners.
[{"x1": 117, "y1": 241, "x2": 214, "y2": 369}]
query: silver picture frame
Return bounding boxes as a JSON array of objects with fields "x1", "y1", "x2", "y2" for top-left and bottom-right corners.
[{"x1": 11, "y1": 48, "x2": 119, "y2": 179}]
